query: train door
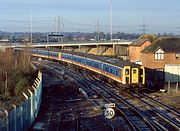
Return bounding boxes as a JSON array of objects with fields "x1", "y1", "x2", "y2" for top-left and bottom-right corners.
[
  {"x1": 123, "y1": 66, "x2": 131, "y2": 84},
  {"x1": 140, "y1": 66, "x2": 145, "y2": 85},
  {"x1": 131, "y1": 68, "x2": 139, "y2": 84}
]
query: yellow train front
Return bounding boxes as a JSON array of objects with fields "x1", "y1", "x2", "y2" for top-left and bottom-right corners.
[{"x1": 123, "y1": 66, "x2": 145, "y2": 87}]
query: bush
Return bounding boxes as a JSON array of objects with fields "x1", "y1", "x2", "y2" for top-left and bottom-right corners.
[
  {"x1": 0, "y1": 48, "x2": 36, "y2": 98},
  {"x1": 14, "y1": 78, "x2": 29, "y2": 95}
]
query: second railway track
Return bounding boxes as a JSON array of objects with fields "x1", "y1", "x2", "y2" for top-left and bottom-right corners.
[{"x1": 34, "y1": 60, "x2": 180, "y2": 131}]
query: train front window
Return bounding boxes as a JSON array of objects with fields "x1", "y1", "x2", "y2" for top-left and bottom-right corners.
[
  {"x1": 140, "y1": 69, "x2": 143, "y2": 75},
  {"x1": 133, "y1": 70, "x2": 136, "y2": 74},
  {"x1": 125, "y1": 69, "x2": 129, "y2": 75}
]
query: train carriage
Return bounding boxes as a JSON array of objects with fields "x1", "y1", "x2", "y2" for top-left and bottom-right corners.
[
  {"x1": 31, "y1": 50, "x2": 59, "y2": 60},
  {"x1": 29, "y1": 49, "x2": 145, "y2": 87}
]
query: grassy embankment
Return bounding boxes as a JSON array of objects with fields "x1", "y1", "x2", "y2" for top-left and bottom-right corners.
[{"x1": 0, "y1": 49, "x2": 37, "y2": 109}]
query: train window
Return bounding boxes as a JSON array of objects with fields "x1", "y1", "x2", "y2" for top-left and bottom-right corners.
[
  {"x1": 125, "y1": 69, "x2": 129, "y2": 75},
  {"x1": 106, "y1": 67, "x2": 109, "y2": 72},
  {"x1": 115, "y1": 69, "x2": 117, "y2": 76},
  {"x1": 86, "y1": 60, "x2": 92, "y2": 66},
  {"x1": 110, "y1": 67, "x2": 112, "y2": 73},
  {"x1": 113, "y1": 68, "x2": 116, "y2": 75},
  {"x1": 140, "y1": 68, "x2": 143, "y2": 75},
  {"x1": 113, "y1": 67, "x2": 115, "y2": 74},
  {"x1": 118, "y1": 71, "x2": 120, "y2": 77},
  {"x1": 115, "y1": 68, "x2": 118, "y2": 77},
  {"x1": 133, "y1": 70, "x2": 136, "y2": 74},
  {"x1": 93, "y1": 61, "x2": 99, "y2": 69},
  {"x1": 81, "y1": 58, "x2": 85, "y2": 64}
]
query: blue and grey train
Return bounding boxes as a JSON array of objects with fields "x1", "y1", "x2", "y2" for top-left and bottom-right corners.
[{"x1": 31, "y1": 49, "x2": 145, "y2": 87}]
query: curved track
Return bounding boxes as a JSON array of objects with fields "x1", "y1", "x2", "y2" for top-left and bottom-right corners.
[
  {"x1": 38, "y1": 60, "x2": 156, "y2": 131},
  {"x1": 88, "y1": 74, "x2": 180, "y2": 131},
  {"x1": 34, "y1": 60, "x2": 180, "y2": 131}
]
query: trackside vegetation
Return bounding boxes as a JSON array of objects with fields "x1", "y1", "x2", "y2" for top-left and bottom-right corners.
[{"x1": 0, "y1": 48, "x2": 37, "y2": 107}]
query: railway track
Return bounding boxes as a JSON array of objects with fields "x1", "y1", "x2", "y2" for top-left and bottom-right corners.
[
  {"x1": 80, "y1": 73, "x2": 157, "y2": 131},
  {"x1": 133, "y1": 92, "x2": 180, "y2": 130},
  {"x1": 38, "y1": 60, "x2": 156, "y2": 131},
  {"x1": 34, "y1": 60, "x2": 180, "y2": 131},
  {"x1": 33, "y1": 60, "x2": 115, "y2": 131},
  {"x1": 34, "y1": 61, "x2": 133, "y2": 130},
  {"x1": 88, "y1": 74, "x2": 180, "y2": 131}
]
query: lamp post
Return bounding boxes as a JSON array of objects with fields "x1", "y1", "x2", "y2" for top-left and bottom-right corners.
[
  {"x1": 109, "y1": 0, "x2": 112, "y2": 41},
  {"x1": 30, "y1": 11, "x2": 32, "y2": 44}
]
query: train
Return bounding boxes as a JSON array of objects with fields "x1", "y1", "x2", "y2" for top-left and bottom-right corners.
[{"x1": 30, "y1": 49, "x2": 145, "y2": 87}]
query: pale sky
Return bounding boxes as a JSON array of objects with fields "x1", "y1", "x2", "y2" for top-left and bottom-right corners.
[{"x1": 0, "y1": 0, "x2": 180, "y2": 33}]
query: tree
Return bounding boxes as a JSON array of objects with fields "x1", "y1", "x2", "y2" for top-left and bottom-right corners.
[{"x1": 0, "y1": 47, "x2": 33, "y2": 98}]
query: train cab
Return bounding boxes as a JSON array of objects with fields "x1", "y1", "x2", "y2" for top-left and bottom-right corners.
[
  {"x1": 123, "y1": 66, "x2": 131, "y2": 84},
  {"x1": 123, "y1": 66, "x2": 145, "y2": 87}
]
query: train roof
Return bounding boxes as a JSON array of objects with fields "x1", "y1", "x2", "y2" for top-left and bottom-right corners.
[{"x1": 32, "y1": 48, "x2": 140, "y2": 68}]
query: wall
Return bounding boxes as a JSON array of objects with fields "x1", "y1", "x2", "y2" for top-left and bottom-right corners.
[
  {"x1": 115, "y1": 45, "x2": 128, "y2": 57},
  {"x1": 142, "y1": 52, "x2": 180, "y2": 69},
  {"x1": 129, "y1": 41, "x2": 151, "y2": 62},
  {"x1": 0, "y1": 72, "x2": 42, "y2": 131},
  {"x1": 165, "y1": 64, "x2": 180, "y2": 82}
]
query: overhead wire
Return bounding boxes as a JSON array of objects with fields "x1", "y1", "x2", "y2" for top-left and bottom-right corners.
[{"x1": 0, "y1": 18, "x2": 179, "y2": 33}]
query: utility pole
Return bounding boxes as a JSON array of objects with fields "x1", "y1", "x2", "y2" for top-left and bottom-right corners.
[
  {"x1": 53, "y1": 17, "x2": 56, "y2": 32},
  {"x1": 97, "y1": 20, "x2": 100, "y2": 42},
  {"x1": 54, "y1": 15, "x2": 64, "y2": 42},
  {"x1": 57, "y1": 15, "x2": 60, "y2": 33},
  {"x1": 30, "y1": 11, "x2": 32, "y2": 44},
  {"x1": 60, "y1": 16, "x2": 64, "y2": 33},
  {"x1": 47, "y1": 34, "x2": 49, "y2": 43},
  {"x1": 109, "y1": 0, "x2": 113, "y2": 41},
  {"x1": 139, "y1": 20, "x2": 148, "y2": 34}
]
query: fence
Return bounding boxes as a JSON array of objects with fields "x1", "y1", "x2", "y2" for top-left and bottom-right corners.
[{"x1": 0, "y1": 71, "x2": 42, "y2": 131}]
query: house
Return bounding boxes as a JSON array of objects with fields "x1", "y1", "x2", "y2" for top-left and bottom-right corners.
[
  {"x1": 128, "y1": 34, "x2": 158, "y2": 64},
  {"x1": 129, "y1": 39, "x2": 151, "y2": 63},
  {"x1": 141, "y1": 37, "x2": 180, "y2": 82},
  {"x1": 138, "y1": 34, "x2": 158, "y2": 43}
]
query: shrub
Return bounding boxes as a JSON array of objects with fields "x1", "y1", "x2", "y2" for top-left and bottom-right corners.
[{"x1": 14, "y1": 77, "x2": 29, "y2": 95}]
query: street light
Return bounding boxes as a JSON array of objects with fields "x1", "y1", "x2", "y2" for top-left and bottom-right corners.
[
  {"x1": 30, "y1": 11, "x2": 32, "y2": 44},
  {"x1": 109, "y1": 0, "x2": 113, "y2": 42}
]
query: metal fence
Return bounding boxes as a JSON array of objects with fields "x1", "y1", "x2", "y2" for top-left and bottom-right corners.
[{"x1": 0, "y1": 71, "x2": 42, "y2": 131}]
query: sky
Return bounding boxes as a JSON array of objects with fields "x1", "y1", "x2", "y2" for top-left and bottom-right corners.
[{"x1": 0, "y1": 0, "x2": 180, "y2": 33}]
